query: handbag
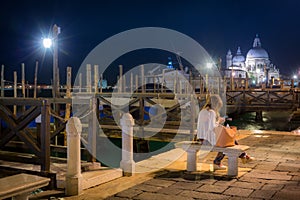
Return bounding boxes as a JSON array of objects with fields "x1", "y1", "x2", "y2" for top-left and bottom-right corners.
[{"x1": 214, "y1": 125, "x2": 237, "y2": 147}]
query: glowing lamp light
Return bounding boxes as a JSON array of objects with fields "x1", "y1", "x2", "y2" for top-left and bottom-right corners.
[
  {"x1": 206, "y1": 62, "x2": 213, "y2": 68},
  {"x1": 293, "y1": 75, "x2": 297, "y2": 79},
  {"x1": 43, "y1": 38, "x2": 52, "y2": 48}
]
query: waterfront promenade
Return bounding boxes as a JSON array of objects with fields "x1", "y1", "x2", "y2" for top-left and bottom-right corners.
[{"x1": 32, "y1": 130, "x2": 300, "y2": 200}]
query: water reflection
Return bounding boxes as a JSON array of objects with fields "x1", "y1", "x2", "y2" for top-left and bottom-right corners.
[{"x1": 228, "y1": 111, "x2": 293, "y2": 131}]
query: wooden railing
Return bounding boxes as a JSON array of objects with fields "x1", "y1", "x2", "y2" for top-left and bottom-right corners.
[
  {"x1": 0, "y1": 98, "x2": 72, "y2": 173},
  {"x1": 0, "y1": 88, "x2": 299, "y2": 174},
  {"x1": 226, "y1": 89, "x2": 300, "y2": 112}
]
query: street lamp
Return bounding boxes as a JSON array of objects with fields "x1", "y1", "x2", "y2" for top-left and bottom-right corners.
[
  {"x1": 43, "y1": 24, "x2": 61, "y2": 98},
  {"x1": 43, "y1": 38, "x2": 52, "y2": 49},
  {"x1": 256, "y1": 68, "x2": 260, "y2": 86},
  {"x1": 205, "y1": 63, "x2": 212, "y2": 91},
  {"x1": 293, "y1": 75, "x2": 297, "y2": 79}
]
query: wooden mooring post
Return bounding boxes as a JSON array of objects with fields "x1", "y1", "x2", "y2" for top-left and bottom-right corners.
[
  {"x1": 34, "y1": 61, "x2": 38, "y2": 98},
  {"x1": 41, "y1": 99, "x2": 51, "y2": 172},
  {"x1": 1, "y1": 65, "x2": 4, "y2": 97},
  {"x1": 13, "y1": 71, "x2": 17, "y2": 115}
]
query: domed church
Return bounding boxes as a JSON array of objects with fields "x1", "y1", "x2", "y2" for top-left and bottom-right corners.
[{"x1": 225, "y1": 34, "x2": 280, "y2": 86}]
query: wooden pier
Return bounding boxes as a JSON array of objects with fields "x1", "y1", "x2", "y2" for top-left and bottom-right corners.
[{"x1": 1, "y1": 63, "x2": 300, "y2": 190}]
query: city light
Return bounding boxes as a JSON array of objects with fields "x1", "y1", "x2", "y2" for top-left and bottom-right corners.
[
  {"x1": 206, "y1": 62, "x2": 213, "y2": 68},
  {"x1": 293, "y1": 75, "x2": 297, "y2": 79},
  {"x1": 43, "y1": 38, "x2": 52, "y2": 48}
]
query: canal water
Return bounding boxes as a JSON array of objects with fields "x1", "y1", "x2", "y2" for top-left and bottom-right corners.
[{"x1": 227, "y1": 111, "x2": 294, "y2": 131}]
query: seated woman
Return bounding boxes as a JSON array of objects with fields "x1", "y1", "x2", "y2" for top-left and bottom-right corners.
[{"x1": 196, "y1": 94, "x2": 254, "y2": 170}]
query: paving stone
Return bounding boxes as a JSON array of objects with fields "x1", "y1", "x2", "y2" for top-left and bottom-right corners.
[
  {"x1": 288, "y1": 171, "x2": 300, "y2": 176},
  {"x1": 266, "y1": 157, "x2": 285, "y2": 162},
  {"x1": 275, "y1": 163, "x2": 300, "y2": 172},
  {"x1": 272, "y1": 189, "x2": 300, "y2": 200},
  {"x1": 261, "y1": 183, "x2": 284, "y2": 191},
  {"x1": 228, "y1": 197, "x2": 263, "y2": 200},
  {"x1": 214, "y1": 178, "x2": 237, "y2": 186},
  {"x1": 133, "y1": 192, "x2": 194, "y2": 200},
  {"x1": 242, "y1": 171, "x2": 292, "y2": 180},
  {"x1": 251, "y1": 169, "x2": 288, "y2": 175},
  {"x1": 156, "y1": 186, "x2": 184, "y2": 195},
  {"x1": 283, "y1": 185, "x2": 300, "y2": 190},
  {"x1": 106, "y1": 196, "x2": 131, "y2": 200},
  {"x1": 143, "y1": 179, "x2": 176, "y2": 187},
  {"x1": 266, "y1": 179, "x2": 297, "y2": 185},
  {"x1": 223, "y1": 187, "x2": 254, "y2": 197},
  {"x1": 115, "y1": 188, "x2": 143, "y2": 198},
  {"x1": 131, "y1": 184, "x2": 162, "y2": 192},
  {"x1": 282, "y1": 154, "x2": 298, "y2": 161},
  {"x1": 170, "y1": 181, "x2": 201, "y2": 190},
  {"x1": 291, "y1": 175, "x2": 300, "y2": 181},
  {"x1": 255, "y1": 147, "x2": 272, "y2": 152},
  {"x1": 270, "y1": 170, "x2": 290, "y2": 175},
  {"x1": 231, "y1": 181, "x2": 264, "y2": 190},
  {"x1": 198, "y1": 177, "x2": 217, "y2": 184},
  {"x1": 239, "y1": 163, "x2": 257, "y2": 169},
  {"x1": 249, "y1": 189, "x2": 276, "y2": 199},
  {"x1": 254, "y1": 163, "x2": 278, "y2": 170},
  {"x1": 251, "y1": 152, "x2": 268, "y2": 157},
  {"x1": 180, "y1": 190, "x2": 230, "y2": 199},
  {"x1": 238, "y1": 177, "x2": 268, "y2": 184},
  {"x1": 197, "y1": 184, "x2": 228, "y2": 193}
]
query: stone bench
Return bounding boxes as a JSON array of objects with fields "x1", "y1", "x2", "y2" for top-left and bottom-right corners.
[
  {"x1": 175, "y1": 141, "x2": 250, "y2": 176},
  {"x1": 0, "y1": 173, "x2": 50, "y2": 200}
]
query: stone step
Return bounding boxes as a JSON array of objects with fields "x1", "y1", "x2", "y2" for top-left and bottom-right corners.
[
  {"x1": 82, "y1": 168, "x2": 123, "y2": 189},
  {"x1": 57, "y1": 167, "x2": 123, "y2": 189}
]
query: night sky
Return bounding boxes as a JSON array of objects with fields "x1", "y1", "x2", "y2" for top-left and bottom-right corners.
[{"x1": 0, "y1": 0, "x2": 300, "y2": 84}]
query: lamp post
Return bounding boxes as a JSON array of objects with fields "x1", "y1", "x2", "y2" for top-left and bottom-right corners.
[
  {"x1": 256, "y1": 68, "x2": 260, "y2": 86},
  {"x1": 292, "y1": 75, "x2": 297, "y2": 89},
  {"x1": 43, "y1": 24, "x2": 60, "y2": 98},
  {"x1": 53, "y1": 24, "x2": 60, "y2": 98},
  {"x1": 265, "y1": 66, "x2": 270, "y2": 88},
  {"x1": 206, "y1": 63, "x2": 212, "y2": 92}
]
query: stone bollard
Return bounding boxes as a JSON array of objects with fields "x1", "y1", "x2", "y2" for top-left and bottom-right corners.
[
  {"x1": 186, "y1": 148, "x2": 199, "y2": 172},
  {"x1": 120, "y1": 113, "x2": 135, "y2": 176},
  {"x1": 66, "y1": 117, "x2": 83, "y2": 196}
]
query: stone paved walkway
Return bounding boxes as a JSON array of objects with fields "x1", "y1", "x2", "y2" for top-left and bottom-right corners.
[{"x1": 33, "y1": 131, "x2": 300, "y2": 200}]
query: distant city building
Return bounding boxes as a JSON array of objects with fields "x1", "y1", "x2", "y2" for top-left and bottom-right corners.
[{"x1": 224, "y1": 34, "x2": 280, "y2": 86}]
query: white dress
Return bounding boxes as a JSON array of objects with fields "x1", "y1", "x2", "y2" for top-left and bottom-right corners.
[{"x1": 196, "y1": 108, "x2": 217, "y2": 145}]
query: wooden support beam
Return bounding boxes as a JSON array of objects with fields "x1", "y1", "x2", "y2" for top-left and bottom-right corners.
[
  {"x1": 40, "y1": 99, "x2": 51, "y2": 172},
  {"x1": 1, "y1": 65, "x2": 4, "y2": 97}
]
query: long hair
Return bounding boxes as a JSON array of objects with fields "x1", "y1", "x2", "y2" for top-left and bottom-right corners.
[{"x1": 207, "y1": 94, "x2": 223, "y2": 121}]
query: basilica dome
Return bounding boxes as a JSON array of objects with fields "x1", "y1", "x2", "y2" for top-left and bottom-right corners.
[
  {"x1": 246, "y1": 34, "x2": 269, "y2": 60},
  {"x1": 246, "y1": 47, "x2": 269, "y2": 59},
  {"x1": 233, "y1": 55, "x2": 245, "y2": 62},
  {"x1": 233, "y1": 47, "x2": 245, "y2": 63}
]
